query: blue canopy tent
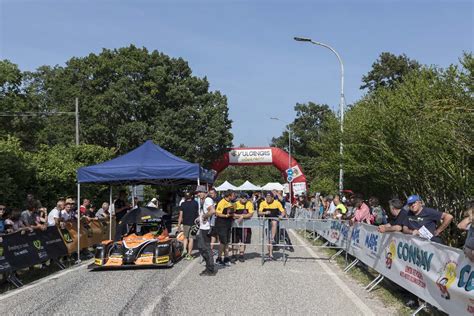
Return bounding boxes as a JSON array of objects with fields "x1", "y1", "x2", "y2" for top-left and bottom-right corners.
[
  {"x1": 77, "y1": 140, "x2": 213, "y2": 185},
  {"x1": 74, "y1": 140, "x2": 214, "y2": 261}
]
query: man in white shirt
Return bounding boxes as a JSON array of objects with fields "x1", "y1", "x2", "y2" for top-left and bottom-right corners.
[
  {"x1": 95, "y1": 202, "x2": 110, "y2": 219},
  {"x1": 61, "y1": 201, "x2": 73, "y2": 222},
  {"x1": 327, "y1": 195, "x2": 337, "y2": 216},
  {"x1": 196, "y1": 185, "x2": 216, "y2": 276},
  {"x1": 47, "y1": 200, "x2": 65, "y2": 227}
]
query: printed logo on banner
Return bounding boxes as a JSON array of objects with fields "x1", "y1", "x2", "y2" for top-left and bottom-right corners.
[
  {"x1": 385, "y1": 240, "x2": 397, "y2": 269},
  {"x1": 33, "y1": 240, "x2": 42, "y2": 250},
  {"x1": 62, "y1": 230, "x2": 73, "y2": 243},
  {"x1": 458, "y1": 263, "x2": 474, "y2": 292},
  {"x1": 397, "y1": 241, "x2": 435, "y2": 289},
  {"x1": 351, "y1": 227, "x2": 361, "y2": 248},
  {"x1": 435, "y1": 261, "x2": 457, "y2": 300},
  {"x1": 229, "y1": 149, "x2": 272, "y2": 164},
  {"x1": 364, "y1": 232, "x2": 379, "y2": 258},
  {"x1": 397, "y1": 241, "x2": 434, "y2": 272}
]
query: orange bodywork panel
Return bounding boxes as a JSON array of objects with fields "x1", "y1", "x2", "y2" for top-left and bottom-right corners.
[
  {"x1": 123, "y1": 233, "x2": 156, "y2": 248},
  {"x1": 105, "y1": 257, "x2": 123, "y2": 266},
  {"x1": 135, "y1": 255, "x2": 154, "y2": 265}
]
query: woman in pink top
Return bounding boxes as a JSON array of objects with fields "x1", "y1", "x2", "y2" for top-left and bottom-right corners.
[{"x1": 351, "y1": 198, "x2": 371, "y2": 224}]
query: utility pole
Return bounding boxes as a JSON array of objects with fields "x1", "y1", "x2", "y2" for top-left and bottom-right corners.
[{"x1": 75, "y1": 97, "x2": 79, "y2": 146}]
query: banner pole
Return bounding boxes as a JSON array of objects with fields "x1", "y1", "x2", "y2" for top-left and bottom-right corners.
[
  {"x1": 109, "y1": 185, "x2": 113, "y2": 240},
  {"x1": 76, "y1": 182, "x2": 81, "y2": 263}
]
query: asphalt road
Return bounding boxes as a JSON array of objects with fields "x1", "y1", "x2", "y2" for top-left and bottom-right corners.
[{"x1": 0, "y1": 230, "x2": 394, "y2": 315}]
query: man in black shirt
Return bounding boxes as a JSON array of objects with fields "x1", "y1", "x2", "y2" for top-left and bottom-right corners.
[
  {"x1": 178, "y1": 192, "x2": 199, "y2": 260},
  {"x1": 402, "y1": 195, "x2": 453, "y2": 244},
  {"x1": 114, "y1": 190, "x2": 131, "y2": 224},
  {"x1": 378, "y1": 199, "x2": 407, "y2": 233}
]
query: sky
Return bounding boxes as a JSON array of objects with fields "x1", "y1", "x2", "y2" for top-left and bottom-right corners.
[{"x1": 0, "y1": 0, "x2": 472, "y2": 147}]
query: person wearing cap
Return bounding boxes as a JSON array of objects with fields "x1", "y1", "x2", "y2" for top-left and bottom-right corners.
[
  {"x1": 231, "y1": 193, "x2": 254, "y2": 262},
  {"x1": 177, "y1": 192, "x2": 199, "y2": 260},
  {"x1": 196, "y1": 185, "x2": 217, "y2": 276},
  {"x1": 214, "y1": 190, "x2": 235, "y2": 266},
  {"x1": 402, "y1": 195, "x2": 453, "y2": 244},
  {"x1": 258, "y1": 191, "x2": 286, "y2": 260},
  {"x1": 378, "y1": 199, "x2": 408, "y2": 233}
]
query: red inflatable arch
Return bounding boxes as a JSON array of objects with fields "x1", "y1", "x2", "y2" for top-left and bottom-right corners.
[{"x1": 211, "y1": 147, "x2": 307, "y2": 190}]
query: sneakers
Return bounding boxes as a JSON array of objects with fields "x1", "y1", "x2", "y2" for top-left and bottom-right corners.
[
  {"x1": 238, "y1": 255, "x2": 245, "y2": 262},
  {"x1": 185, "y1": 254, "x2": 194, "y2": 261},
  {"x1": 223, "y1": 257, "x2": 231, "y2": 266},
  {"x1": 230, "y1": 255, "x2": 237, "y2": 264},
  {"x1": 216, "y1": 257, "x2": 224, "y2": 266},
  {"x1": 199, "y1": 269, "x2": 217, "y2": 276}
]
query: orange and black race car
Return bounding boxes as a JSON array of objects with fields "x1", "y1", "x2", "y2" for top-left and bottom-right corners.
[{"x1": 89, "y1": 206, "x2": 184, "y2": 270}]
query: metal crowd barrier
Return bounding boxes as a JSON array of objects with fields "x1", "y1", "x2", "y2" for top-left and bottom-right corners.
[{"x1": 209, "y1": 216, "x2": 343, "y2": 266}]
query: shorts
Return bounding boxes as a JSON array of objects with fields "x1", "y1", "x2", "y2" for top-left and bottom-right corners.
[
  {"x1": 215, "y1": 224, "x2": 231, "y2": 245},
  {"x1": 183, "y1": 225, "x2": 196, "y2": 239},
  {"x1": 232, "y1": 228, "x2": 252, "y2": 244}
]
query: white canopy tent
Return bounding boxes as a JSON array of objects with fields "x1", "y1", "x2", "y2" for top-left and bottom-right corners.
[
  {"x1": 261, "y1": 182, "x2": 284, "y2": 191},
  {"x1": 215, "y1": 180, "x2": 239, "y2": 191},
  {"x1": 236, "y1": 180, "x2": 262, "y2": 191}
]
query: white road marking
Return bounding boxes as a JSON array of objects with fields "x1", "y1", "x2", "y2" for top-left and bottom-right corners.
[
  {"x1": 0, "y1": 259, "x2": 92, "y2": 301},
  {"x1": 290, "y1": 230, "x2": 375, "y2": 316},
  {"x1": 140, "y1": 258, "x2": 200, "y2": 316}
]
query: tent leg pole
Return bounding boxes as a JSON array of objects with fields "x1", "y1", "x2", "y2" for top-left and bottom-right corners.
[
  {"x1": 76, "y1": 183, "x2": 81, "y2": 263},
  {"x1": 197, "y1": 178, "x2": 200, "y2": 186},
  {"x1": 132, "y1": 186, "x2": 135, "y2": 208},
  {"x1": 109, "y1": 185, "x2": 113, "y2": 240}
]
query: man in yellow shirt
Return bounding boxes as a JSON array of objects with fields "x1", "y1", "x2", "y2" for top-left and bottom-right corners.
[
  {"x1": 214, "y1": 190, "x2": 235, "y2": 266},
  {"x1": 333, "y1": 195, "x2": 347, "y2": 219},
  {"x1": 258, "y1": 191, "x2": 286, "y2": 260},
  {"x1": 231, "y1": 193, "x2": 254, "y2": 262}
]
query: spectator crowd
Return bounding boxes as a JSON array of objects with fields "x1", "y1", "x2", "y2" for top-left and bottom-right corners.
[{"x1": 1, "y1": 188, "x2": 472, "y2": 270}]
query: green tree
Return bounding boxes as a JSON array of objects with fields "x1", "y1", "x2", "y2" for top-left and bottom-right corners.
[
  {"x1": 361, "y1": 52, "x2": 421, "y2": 91},
  {"x1": 271, "y1": 102, "x2": 339, "y2": 193},
  {"x1": 30, "y1": 144, "x2": 115, "y2": 207},
  {"x1": 1, "y1": 45, "x2": 233, "y2": 166},
  {"x1": 0, "y1": 136, "x2": 35, "y2": 207}
]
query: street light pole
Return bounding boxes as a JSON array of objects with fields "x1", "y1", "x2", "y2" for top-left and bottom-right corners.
[
  {"x1": 270, "y1": 117, "x2": 292, "y2": 207},
  {"x1": 294, "y1": 36, "x2": 345, "y2": 193},
  {"x1": 75, "y1": 97, "x2": 79, "y2": 146}
]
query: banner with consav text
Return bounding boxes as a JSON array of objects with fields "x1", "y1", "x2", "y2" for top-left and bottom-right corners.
[{"x1": 310, "y1": 220, "x2": 474, "y2": 316}]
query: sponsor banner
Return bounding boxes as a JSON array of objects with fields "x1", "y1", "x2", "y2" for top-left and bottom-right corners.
[
  {"x1": 292, "y1": 182, "x2": 307, "y2": 195},
  {"x1": 310, "y1": 220, "x2": 474, "y2": 316},
  {"x1": 61, "y1": 218, "x2": 115, "y2": 254},
  {"x1": 0, "y1": 236, "x2": 12, "y2": 273},
  {"x1": 2, "y1": 227, "x2": 68, "y2": 271},
  {"x1": 229, "y1": 149, "x2": 272, "y2": 164}
]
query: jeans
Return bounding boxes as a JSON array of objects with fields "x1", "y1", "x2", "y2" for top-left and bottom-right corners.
[{"x1": 197, "y1": 229, "x2": 215, "y2": 272}]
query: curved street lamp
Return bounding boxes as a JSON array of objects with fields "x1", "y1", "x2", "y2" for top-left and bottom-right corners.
[{"x1": 294, "y1": 36, "x2": 345, "y2": 193}]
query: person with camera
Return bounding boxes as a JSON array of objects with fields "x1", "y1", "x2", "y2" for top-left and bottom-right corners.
[
  {"x1": 214, "y1": 190, "x2": 235, "y2": 267},
  {"x1": 196, "y1": 185, "x2": 217, "y2": 276},
  {"x1": 178, "y1": 192, "x2": 199, "y2": 260}
]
